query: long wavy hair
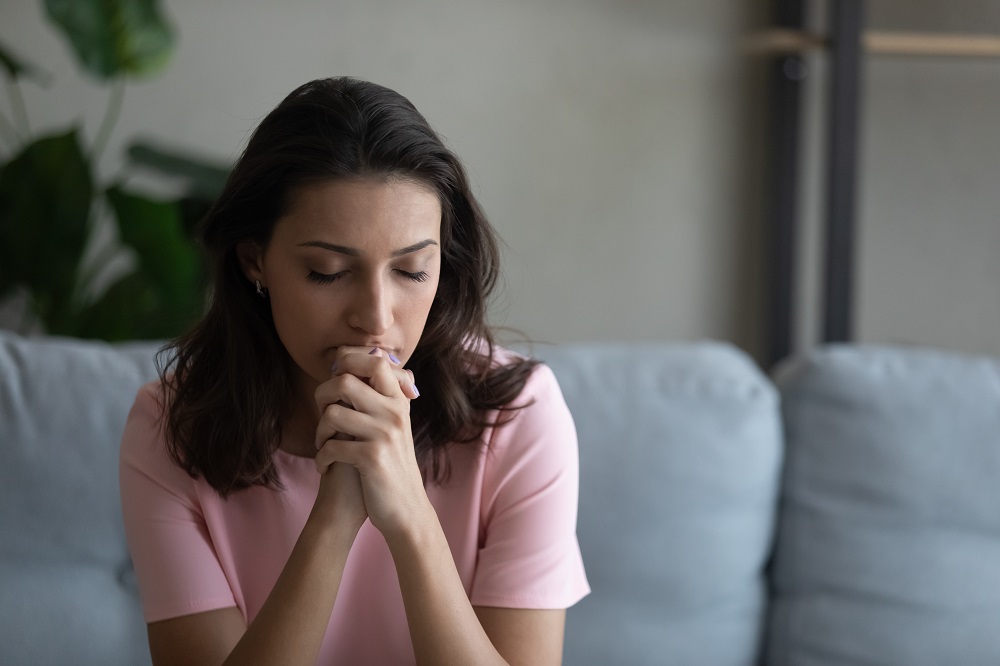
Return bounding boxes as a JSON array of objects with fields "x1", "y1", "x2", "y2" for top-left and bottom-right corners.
[{"x1": 159, "y1": 77, "x2": 537, "y2": 496}]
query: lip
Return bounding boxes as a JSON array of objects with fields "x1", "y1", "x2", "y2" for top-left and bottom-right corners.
[{"x1": 332, "y1": 343, "x2": 398, "y2": 355}]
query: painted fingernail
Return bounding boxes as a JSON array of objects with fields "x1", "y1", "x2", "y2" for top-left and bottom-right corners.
[
  {"x1": 368, "y1": 347, "x2": 379, "y2": 355},
  {"x1": 412, "y1": 384, "x2": 420, "y2": 398},
  {"x1": 388, "y1": 352, "x2": 400, "y2": 364}
]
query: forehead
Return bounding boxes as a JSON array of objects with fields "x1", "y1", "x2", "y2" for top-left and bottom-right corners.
[{"x1": 274, "y1": 177, "x2": 442, "y2": 244}]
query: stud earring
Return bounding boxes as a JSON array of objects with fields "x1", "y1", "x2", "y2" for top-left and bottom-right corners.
[{"x1": 255, "y1": 279, "x2": 267, "y2": 298}]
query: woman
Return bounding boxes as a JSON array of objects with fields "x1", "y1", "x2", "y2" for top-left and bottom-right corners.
[{"x1": 120, "y1": 77, "x2": 589, "y2": 665}]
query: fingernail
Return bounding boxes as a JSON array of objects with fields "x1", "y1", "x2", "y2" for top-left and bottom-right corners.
[
  {"x1": 388, "y1": 352, "x2": 400, "y2": 364},
  {"x1": 368, "y1": 347, "x2": 378, "y2": 355},
  {"x1": 412, "y1": 384, "x2": 420, "y2": 398},
  {"x1": 330, "y1": 361, "x2": 338, "y2": 374}
]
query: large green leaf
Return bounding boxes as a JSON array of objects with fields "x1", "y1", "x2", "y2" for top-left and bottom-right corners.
[
  {"x1": 75, "y1": 270, "x2": 153, "y2": 340},
  {"x1": 44, "y1": 0, "x2": 175, "y2": 80},
  {"x1": 106, "y1": 186, "x2": 204, "y2": 336},
  {"x1": 0, "y1": 41, "x2": 52, "y2": 84},
  {"x1": 127, "y1": 140, "x2": 230, "y2": 202},
  {"x1": 0, "y1": 130, "x2": 92, "y2": 330},
  {"x1": 175, "y1": 195, "x2": 213, "y2": 238}
]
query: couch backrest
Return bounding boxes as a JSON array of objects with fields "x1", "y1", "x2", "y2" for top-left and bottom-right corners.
[
  {"x1": 0, "y1": 331, "x2": 161, "y2": 666},
  {"x1": 535, "y1": 342, "x2": 783, "y2": 665},
  {"x1": 1, "y1": 333, "x2": 784, "y2": 665},
  {"x1": 766, "y1": 344, "x2": 1000, "y2": 665}
]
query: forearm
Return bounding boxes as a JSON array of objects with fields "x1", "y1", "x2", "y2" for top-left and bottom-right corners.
[
  {"x1": 387, "y1": 501, "x2": 507, "y2": 666},
  {"x1": 221, "y1": 503, "x2": 358, "y2": 666}
]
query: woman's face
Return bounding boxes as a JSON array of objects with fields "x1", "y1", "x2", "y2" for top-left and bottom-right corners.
[{"x1": 240, "y1": 177, "x2": 442, "y2": 395}]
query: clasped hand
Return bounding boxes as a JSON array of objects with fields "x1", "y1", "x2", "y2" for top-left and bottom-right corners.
[{"x1": 312, "y1": 346, "x2": 425, "y2": 539}]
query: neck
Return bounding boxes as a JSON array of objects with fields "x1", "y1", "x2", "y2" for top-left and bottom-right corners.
[{"x1": 280, "y1": 372, "x2": 322, "y2": 458}]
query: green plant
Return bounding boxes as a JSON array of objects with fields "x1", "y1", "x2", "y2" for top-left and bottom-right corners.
[{"x1": 0, "y1": 0, "x2": 229, "y2": 340}]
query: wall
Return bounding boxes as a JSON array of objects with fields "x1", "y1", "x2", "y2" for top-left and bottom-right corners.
[
  {"x1": 4, "y1": 0, "x2": 998, "y2": 361},
  {"x1": 794, "y1": 0, "x2": 1000, "y2": 358},
  {"x1": 0, "y1": 0, "x2": 766, "y2": 356}
]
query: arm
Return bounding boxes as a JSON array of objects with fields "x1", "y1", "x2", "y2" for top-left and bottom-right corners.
[
  {"x1": 476, "y1": 607, "x2": 566, "y2": 665},
  {"x1": 389, "y1": 504, "x2": 567, "y2": 665},
  {"x1": 316, "y1": 349, "x2": 576, "y2": 665},
  {"x1": 123, "y1": 366, "x2": 383, "y2": 665},
  {"x1": 146, "y1": 462, "x2": 366, "y2": 666},
  {"x1": 149, "y1": 512, "x2": 567, "y2": 666}
]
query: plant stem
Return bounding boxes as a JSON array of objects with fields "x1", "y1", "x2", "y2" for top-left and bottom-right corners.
[
  {"x1": 0, "y1": 107, "x2": 20, "y2": 149},
  {"x1": 4, "y1": 76, "x2": 30, "y2": 137},
  {"x1": 92, "y1": 78, "x2": 125, "y2": 164},
  {"x1": 73, "y1": 194, "x2": 112, "y2": 309},
  {"x1": 18, "y1": 295, "x2": 37, "y2": 336},
  {"x1": 74, "y1": 242, "x2": 122, "y2": 308}
]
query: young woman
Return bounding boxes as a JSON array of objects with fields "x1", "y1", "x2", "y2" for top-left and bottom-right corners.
[{"x1": 119, "y1": 77, "x2": 589, "y2": 665}]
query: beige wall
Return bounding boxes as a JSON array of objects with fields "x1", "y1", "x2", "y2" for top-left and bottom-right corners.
[
  {"x1": 3, "y1": 0, "x2": 998, "y2": 360},
  {"x1": 795, "y1": 0, "x2": 1000, "y2": 358},
  {"x1": 0, "y1": 0, "x2": 765, "y2": 355}
]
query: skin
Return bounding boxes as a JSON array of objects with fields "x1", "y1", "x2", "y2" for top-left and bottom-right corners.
[{"x1": 145, "y1": 178, "x2": 566, "y2": 665}]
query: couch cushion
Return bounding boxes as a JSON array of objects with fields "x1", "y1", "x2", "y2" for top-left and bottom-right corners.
[
  {"x1": 766, "y1": 345, "x2": 1000, "y2": 665},
  {"x1": 0, "y1": 332, "x2": 161, "y2": 665},
  {"x1": 534, "y1": 342, "x2": 783, "y2": 665}
]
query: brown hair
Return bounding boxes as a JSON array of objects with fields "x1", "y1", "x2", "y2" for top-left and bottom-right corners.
[{"x1": 159, "y1": 77, "x2": 537, "y2": 496}]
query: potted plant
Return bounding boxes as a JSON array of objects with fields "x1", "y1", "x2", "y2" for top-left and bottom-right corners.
[{"x1": 0, "y1": 0, "x2": 229, "y2": 341}]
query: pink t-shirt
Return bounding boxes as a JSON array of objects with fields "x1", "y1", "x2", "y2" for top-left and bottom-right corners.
[{"x1": 119, "y1": 360, "x2": 590, "y2": 663}]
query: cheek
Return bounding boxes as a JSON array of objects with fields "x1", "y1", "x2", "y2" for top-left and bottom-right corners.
[
  {"x1": 409, "y1": 280, "x2": 440, "y2": 327},
  {"x1": 268, "y1": 285, "x2": 335, "y2": 348}
]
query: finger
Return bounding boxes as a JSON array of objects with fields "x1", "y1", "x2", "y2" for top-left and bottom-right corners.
[
  {"x1": 315, "y1": 437, "x2": 366, "y2": 475},
  {"x1": 313, "y1": 400, "x2": 371, "y2": 450},
  {"x1": 318, "y1": 372, "x2": 397, "y2": 424},
  {"x1": 331, "y1": 345, "x2": 399, "y2": 372},
  {"x1": 399, "y1": 370, "x2": 419, "y2": 400},
  {"x1": 332, "y1": 351, "x2": 402, "y2": 399},
  {"x1": 331, "y1": 346, "x2": 419, "y2": 398},
  {"x1": 314, "y1": 372, "x2": 366, "y2": 412}
]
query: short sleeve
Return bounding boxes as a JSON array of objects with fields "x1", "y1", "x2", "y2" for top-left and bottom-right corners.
[
  {"x1": 470, "y1": 363, "x2": 591, "y2": 609},
  {"x1": 119, "y1": 383, "x2": 237, "y2": 623}
]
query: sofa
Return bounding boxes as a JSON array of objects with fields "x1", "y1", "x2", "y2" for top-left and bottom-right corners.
[{"x1": 1, "y1": 330, "x2": 998, "y2": 665}]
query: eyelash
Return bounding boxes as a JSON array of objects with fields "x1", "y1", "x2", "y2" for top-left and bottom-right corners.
[
  {"x1": 399, "y1": 270, "x2": 430, "y2": 283},
  {"x1": 306, "y1": 270, "x2": 430, "y2": 285},
  {"x1": 306, "y1": 271, "x2": 345, "y2": 285}
]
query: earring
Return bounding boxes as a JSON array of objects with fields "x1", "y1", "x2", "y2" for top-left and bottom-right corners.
[{"x1": 255, "y1": 279, "x2": 267, "y2": 298}]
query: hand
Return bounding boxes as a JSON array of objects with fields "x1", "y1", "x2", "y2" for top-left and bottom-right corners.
[
  {"x1": 314, "y1": 460, "x2": 367, "y2": 535},
  {"x1": 312, "y1": 359, "x2": 375, "y2": 533},
  {"x1": 313, "y1": 347, "x2": 430, "y2": 538}
]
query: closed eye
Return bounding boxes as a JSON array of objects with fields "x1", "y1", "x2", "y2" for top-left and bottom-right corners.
[
  {"x1": 397, "y1": 269, "x2": 430, "y2": 283},
  {"x1": 307, "y1": 270, "x2": 346, "y2": 285}
]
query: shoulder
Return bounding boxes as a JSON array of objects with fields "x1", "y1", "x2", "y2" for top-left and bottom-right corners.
[
  {"x1": 484, "y1": 349, "x2": 578, "y2": 470},
  {"x1": 121, "y1": 380, "x2": 168, "y2": 449},
  {"x1": 119, "y1": 379, "x2": 196, "y2": 499},
  {"x1": 490, "y1": 347, "x2": 567, "y2": 419}
]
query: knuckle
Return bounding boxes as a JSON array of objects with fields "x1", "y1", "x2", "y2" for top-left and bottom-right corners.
[
  {"x1": 370, "y1": 444, "x2": 390, "y2": 469},
  {"x1": 373, "y1": 422, "x2": 392, "y2": 441},
  {"x1": 388, "y1": 411, "x2": 406, "y2": 430}
]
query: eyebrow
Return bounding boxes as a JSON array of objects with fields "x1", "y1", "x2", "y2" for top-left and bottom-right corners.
[{"x1": 298, "y1": 239, "x2": 438, "y2": 257}]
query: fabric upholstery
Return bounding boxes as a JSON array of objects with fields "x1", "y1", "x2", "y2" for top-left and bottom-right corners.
[
  {"x1": 535, "y1": 343, "x2": 783, "y2": 665},
  {"x1": 766, "y1": 344, "x2": 1000, "y2": 665},
  {"x1": 0, "y1": 331, "x2": 160, "y2": 665},
  {"x1": 7, "y1": 331, "x2": 998, "y2": 665}
]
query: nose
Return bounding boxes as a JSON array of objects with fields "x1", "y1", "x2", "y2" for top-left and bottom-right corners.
[{"x1": 347, "y1": 273, "x2": 393, "y2": 336}]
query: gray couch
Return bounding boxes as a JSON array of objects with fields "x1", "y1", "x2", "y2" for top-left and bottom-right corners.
[{"x1": 2, "y1": 330, "x2": 998, "y2": 665}]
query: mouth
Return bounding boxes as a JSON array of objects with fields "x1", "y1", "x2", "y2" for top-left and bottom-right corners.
[{"x1": 332, "y1": 344, "x2": 398, "y2": 355}]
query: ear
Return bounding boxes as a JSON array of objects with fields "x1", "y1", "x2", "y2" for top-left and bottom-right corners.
[{"x1": 236, "y1": 241, "x2": 265, "y2": 286}]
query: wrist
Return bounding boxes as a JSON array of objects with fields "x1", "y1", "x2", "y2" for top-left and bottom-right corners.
[
  {"x1": 305, "y1": 507, "x2": 364, "y2": 550},
  {"x1": 383, "y1": 495, "x2": 440, "y2": 555},
  {"x1": 307, "y1": 492, "x2": 366, "y2": 546}
]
